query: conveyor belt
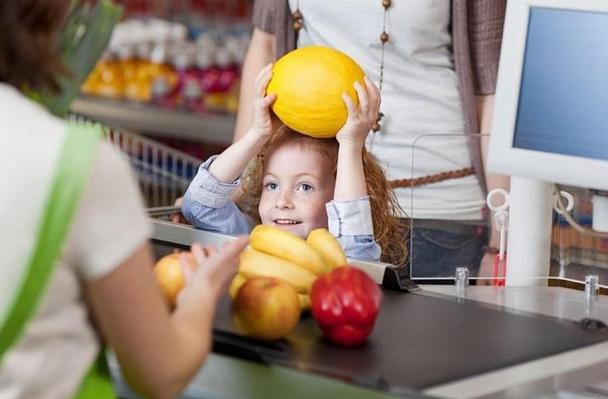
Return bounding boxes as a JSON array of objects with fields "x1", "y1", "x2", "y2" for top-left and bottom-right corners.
[
  {"x1": 211, "y1": 292, "x2": 608, "y2": 393},
  {"x1": 152, "y1": 241, "x2": 608, "y2": 394}
]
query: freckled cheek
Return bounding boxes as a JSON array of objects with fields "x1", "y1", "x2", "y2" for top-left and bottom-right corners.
[
  {"x1": 258, "y1": 194, "x2": 274, "y2": 223},
  {"x1": 297, "y1": 198, "x2": 328, "y2": 229}
]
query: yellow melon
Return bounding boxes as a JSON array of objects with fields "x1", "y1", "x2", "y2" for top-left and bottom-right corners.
[{"x1": 267, "y1": 46, "x2": 365, "y2": 138}]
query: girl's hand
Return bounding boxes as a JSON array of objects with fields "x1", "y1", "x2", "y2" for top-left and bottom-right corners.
[
  {"x1": 207, "y1": 65, "x2": 277, "y2": 183},
  {"x1": 336, "y1": 76, "x2": 381, "y2": 148},
  {"x1": 251, "y1": 63, "x2": 277, "y2": 138},
  {"x1": 171, "y1": 196, "x2": 188, "y2": 224}
]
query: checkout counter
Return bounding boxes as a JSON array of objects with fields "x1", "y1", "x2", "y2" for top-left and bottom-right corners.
[
  {"x1": 109, "y1": 220, "x2": 608, "y2": 399},
  {"x1": 111, "y1": 1, "x2": 608, "y2": 396}
]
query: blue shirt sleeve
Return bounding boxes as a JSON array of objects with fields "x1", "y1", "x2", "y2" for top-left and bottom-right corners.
[
  {"x1": 182, "y1": 155, "x2": 251, "y2": 235},
  {"x1": 326, "y1": 197, "x2": 382, "y2": 261}
]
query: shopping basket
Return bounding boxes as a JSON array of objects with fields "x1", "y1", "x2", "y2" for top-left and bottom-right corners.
[{"x1": 69, "y1": 115, "x2": 201, "y2": 215}]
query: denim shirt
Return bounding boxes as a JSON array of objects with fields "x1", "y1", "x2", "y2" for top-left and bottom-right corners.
[{"x1": 182, "y1": 156, "x2": 382, "y2": 261}]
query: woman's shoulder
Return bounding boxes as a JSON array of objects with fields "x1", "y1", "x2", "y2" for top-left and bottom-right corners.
[{"x1": 0, "y1": 83, "x2": 67, "y2": 142}]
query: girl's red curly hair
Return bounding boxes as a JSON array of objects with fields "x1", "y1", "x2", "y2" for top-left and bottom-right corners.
[{"x1": 237, "y1": 126, "x2": 408, "y2": 266}]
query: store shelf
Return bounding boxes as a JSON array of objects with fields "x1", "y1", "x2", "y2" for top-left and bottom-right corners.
[{"x1": 71, "y1": 96, "x2": 236, "y2": 145}]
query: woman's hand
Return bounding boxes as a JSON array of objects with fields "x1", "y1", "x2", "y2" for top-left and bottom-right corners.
[
  {"x1": 177, "y1": 236, "x2": 249, "y2": 304},
  {"x1": 250, "y1": 63, "x2": 277, "y2": 138},
  {"x1": 336, "y1": 76, "x2": 381, "y2": 149}
]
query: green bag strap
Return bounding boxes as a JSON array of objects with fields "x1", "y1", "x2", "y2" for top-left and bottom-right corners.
[
  {"x1": 0, "y1": 122, "x2": 115, "y2": 398},
  {"x1": 75, "y1": 351, "x2": 116, "y2": 399}
]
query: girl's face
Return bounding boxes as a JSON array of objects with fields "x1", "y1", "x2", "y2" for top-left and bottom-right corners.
[{"x1": 258, "y1": 142, "x2": 335, "y2": 238}]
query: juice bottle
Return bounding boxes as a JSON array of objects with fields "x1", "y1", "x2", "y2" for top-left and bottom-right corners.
[
  {"x1": 197, "y1": 50, "x2": 221, "y2": 111},
  {"x1": 148, "y1": 42, "x2": 177, "y2": 107},
  {"x1": 172, "y1": 47, "x2": 203, "y2": 111},
  {"x1": 215, "y1": 47, "x2": 239, "y2": 112},
  {"x1": 124, "y1": 41, "x2": 153, "y2": 102},
  {"x1": 93, "y1": 50, "x2": 124, "y2": 99}
]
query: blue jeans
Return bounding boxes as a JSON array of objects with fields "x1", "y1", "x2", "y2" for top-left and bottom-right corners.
[{"x1": 408, "y1": 220, "x2": 488, "y2": 278}]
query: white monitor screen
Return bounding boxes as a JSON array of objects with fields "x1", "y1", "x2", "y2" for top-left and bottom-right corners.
[
  {"x1": 489, "y1": 0, "x2": 608, "y2": 191},
  {"x1": 513, "y1": 7, "x2": 608, "y2": 161}
]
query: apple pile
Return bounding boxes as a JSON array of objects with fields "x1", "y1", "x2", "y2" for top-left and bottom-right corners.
[
  {"x1": 229, "y1": 225, "x2": 348, "y2": 312},
  {"x1": 154, "y1": 226, "x2": 383, "y2": 346},
  {"x1": 229, "y1": 225, "x2": 348, "y2": 341}
]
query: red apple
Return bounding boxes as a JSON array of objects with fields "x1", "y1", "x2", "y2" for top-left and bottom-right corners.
[{"x1": 233, "y1": 277, "x2": 301, "y2": 340}]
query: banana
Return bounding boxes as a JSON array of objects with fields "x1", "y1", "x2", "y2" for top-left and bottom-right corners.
[
  {"x1": 239, "y1": 248, "x2": 317, "y2": 293},
  {"x1": 228, "y1": 273, "x2": 247, "y2": 299},
  {"x1": 306, "y1": 228, "x2": 348, "y2": 270},
  {"x1": 298, "y1": 294, "x2": 310, "y2": 311},
  {"x1": 250, "y1": 224, "x2": 329, "y2": 275}
]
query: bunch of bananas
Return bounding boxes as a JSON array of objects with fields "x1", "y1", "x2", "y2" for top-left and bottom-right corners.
[{"x1": 229, "y1": 225, "x2": 348, "y2": 310}]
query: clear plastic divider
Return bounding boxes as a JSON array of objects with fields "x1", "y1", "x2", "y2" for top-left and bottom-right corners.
[{"x1": 400, "y1": 133, "x2": 608, "y2": 288}]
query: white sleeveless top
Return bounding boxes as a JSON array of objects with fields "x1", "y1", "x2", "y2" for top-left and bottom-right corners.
[
  {"x1": 290, "y1": 0, "x2": 485, "y2": 220},
  {"x1": 0, "y1": 84, "x2": 151, "y2": 398}
]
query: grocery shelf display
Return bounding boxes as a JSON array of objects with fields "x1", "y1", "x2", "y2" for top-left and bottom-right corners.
[{"x1": 72, "y1": 0, "x2": 250, "y2": 144}]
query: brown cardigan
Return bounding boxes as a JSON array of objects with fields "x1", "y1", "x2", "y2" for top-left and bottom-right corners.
[{"x1": 252, "y1": 0, "x2": 506, "y2": 193}]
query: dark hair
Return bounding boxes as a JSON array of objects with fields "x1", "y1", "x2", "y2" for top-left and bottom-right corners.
[{"x1": 0, "y1": 0, "x2": 70, "y2": 92}]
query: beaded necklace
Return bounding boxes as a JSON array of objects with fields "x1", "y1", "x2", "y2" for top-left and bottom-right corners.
[{"x1": 290, "y1": 1, "x2": 476, "y2": 188}]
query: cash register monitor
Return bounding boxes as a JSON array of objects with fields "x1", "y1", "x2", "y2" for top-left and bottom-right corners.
[{"x1": 488, "y1": 0, "x2": 608, "y2": 191}]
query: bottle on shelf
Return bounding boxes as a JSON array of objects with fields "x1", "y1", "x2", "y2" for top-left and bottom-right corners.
[
  {"x1": 117, "y1": 43, "x2": 147, "y2": 102},
  {"x1": 171, "y1": 46, "x2": 203, "y2": 111},
  {"x1": 123, "y1": 41, "x2": 153, "y2": 102},
  {"x1": 196, "y1": 49, "x2": 221, "y2": 111},
  {"x1": 217, "y1": 41, "x2": 240, "y2": 113},
  {"x1": 122, "y1": 22, "x2": 152, "y2": 102},
  {"x1": 81, "y1": 49, "x2": 124, "y2": 99},
  {"x1": 216, "y1": 46, "x2": 240, "y2": 112},
  {"x1": 148, "y1": 40, "x2": 178, "y2": 106},
  {"x1": 80, "y1": 15, "x2": 248, "y2": 115}
]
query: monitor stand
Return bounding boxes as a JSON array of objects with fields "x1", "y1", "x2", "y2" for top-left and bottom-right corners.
[
  {"x1": 592, "y1": 191, "x2": 608, "y2": 232},
  {"x1": 506, "y1": 176, "x2": 553, "y2": 286}
]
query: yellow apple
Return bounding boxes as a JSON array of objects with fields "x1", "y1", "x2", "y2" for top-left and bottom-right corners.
[
  {"x1": 153, "y1": 251, "x2": 195, "y2": 309},
  {"x1": 233, "y1": 277, "x2": 301, "y2": 340}
]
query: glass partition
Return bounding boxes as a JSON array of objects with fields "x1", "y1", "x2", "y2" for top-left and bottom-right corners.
[
  {"x1": 398, "y1": 133, "x2": 608, "y2": 289},
  {"x1": 397, "y1": 133, "x2": 489, "y2": 281},
  {"x1": 551, "y1": 186, "x2": 608, "y2": 287}
]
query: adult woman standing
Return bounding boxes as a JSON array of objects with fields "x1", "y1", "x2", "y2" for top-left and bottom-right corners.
[
  {"x1": 0, "y1": 1, "x2": 247, "y2": 398},
  {"x1": 233, "y1": 0, "x2": 508, "y2": 278}
]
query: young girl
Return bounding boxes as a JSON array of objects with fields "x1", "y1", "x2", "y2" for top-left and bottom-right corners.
[{"x1": 182, "y1": 64, "x2": 406, "y2": 265}]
